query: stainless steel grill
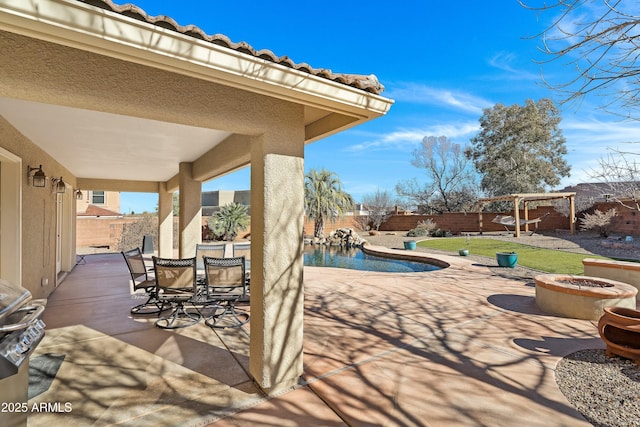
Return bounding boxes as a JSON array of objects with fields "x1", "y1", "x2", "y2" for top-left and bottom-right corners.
[{"x1": 0, "y1": 280, "x2": 46, "y2": 379}]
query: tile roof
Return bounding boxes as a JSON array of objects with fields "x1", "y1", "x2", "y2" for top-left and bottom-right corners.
[
  {"x1": 78, "y1": 205, "x2": 122, "y2": 216},
  {"x1": 78, "y1": 0, "x2": 385, "y2": 95}
]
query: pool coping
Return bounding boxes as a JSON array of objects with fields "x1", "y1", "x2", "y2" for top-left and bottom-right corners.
[{"x1": 361, "y1": 242, "x2": 478, "y2": 270}]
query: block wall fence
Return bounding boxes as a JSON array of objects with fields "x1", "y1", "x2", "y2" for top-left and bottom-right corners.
[
  {"x1": 76, "y1": 216, "x2": 139, "y2": 251},
  {"x1": 589, "y1": 202, "x2": 639, "y2": 236},
  {"x1": 303, "y1": 205, "x2": 569, "y2": 236},
  {"x1": 77, "y1": 202, "x2": 638, "y2": 253}
]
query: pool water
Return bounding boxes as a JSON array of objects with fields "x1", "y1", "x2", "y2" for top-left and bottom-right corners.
[{"x1": 303, "y1": 246, "x2": 440, "y2": 273}]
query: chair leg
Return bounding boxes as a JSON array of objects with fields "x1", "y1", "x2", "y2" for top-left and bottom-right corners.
[
  {"x1": 130, "y1": 294, "x2": 166, "y2": 315},
  {"x1": 204, "y1": 301, "x2": 249, "y2": 329},
  {"x1": 155, "y1": 303, "x2": 202, "y2": 329}
]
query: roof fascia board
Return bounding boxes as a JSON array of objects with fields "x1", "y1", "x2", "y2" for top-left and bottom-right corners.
[
  {"x1": 77, "y1": 177, "x2": 160, "y2": 193},
  {"x1": 0, "y1": 0, "x2": 393, "y2": 120}
]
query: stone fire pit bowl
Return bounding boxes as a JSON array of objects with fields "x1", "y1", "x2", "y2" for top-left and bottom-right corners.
[{"x1": 534, "y1": 274, "x2": 638, "y2": 320}]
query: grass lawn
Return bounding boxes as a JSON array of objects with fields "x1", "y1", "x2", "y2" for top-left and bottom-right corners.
[{"x1": 416, "y1": 237, "x2": 611, "y2": 275}]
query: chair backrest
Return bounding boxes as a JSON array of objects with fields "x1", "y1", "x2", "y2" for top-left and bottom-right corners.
[
  {"x1": 232, "y1": 243, "x2": 251, "y2": 273},
  {"x1": 196, "y1": 243, "x2": 226, "y2": 270},
  {"x1": 152, "y1": 256, "x2": 197, "y2": 291},
  {"x1": 232, "y1": 243, "x2": 250, "y2": 259},
  {"x1": 203, "y1": 256, "x2": 246, "y2": 297},
  {"x1": 122, "y1": 247, "x2": 148, "y2": 281}
]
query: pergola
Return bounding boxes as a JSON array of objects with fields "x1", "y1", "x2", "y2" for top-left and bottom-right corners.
[{"x1": 477, "y1": 192, "x2": 577, "y2": 237}]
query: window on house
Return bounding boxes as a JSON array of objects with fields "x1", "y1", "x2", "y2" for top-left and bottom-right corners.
[{"x1": 92, "y1": 191, "x2": 105, "y2": 204}]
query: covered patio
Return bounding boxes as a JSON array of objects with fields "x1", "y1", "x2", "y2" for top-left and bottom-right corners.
[
  {"x1": 28, "y1": 248, "x2": 599, "y2": 426},
  {"x1": 0, "y1": 0, "x2": 392, "y2": 394}
]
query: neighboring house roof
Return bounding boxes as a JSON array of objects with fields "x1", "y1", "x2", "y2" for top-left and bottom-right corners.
[
  {"x1": 78, "y1": 204, "x2": 122, "y2": 217},
  {"x1": 559, "y1": 182, "x2": 639, "y2": 202},
  {"x1": 78, "y1": 0, "x2": 384, "y2": 95}
]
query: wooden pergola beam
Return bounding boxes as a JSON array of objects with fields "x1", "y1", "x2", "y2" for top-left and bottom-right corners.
[{"x1": 477, "y1": 192, "x2": 577, "y2": 237}]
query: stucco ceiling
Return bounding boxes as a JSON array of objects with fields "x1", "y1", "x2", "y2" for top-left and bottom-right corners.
[{"x1": 0, "y1": 97, "x2": 231, "y2": 182}]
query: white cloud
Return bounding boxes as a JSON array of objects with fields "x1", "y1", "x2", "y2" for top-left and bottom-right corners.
[
  {"x1": 563, "y1": 117, "x2": 640, "y2": 147},
  {"x1": 488, "y1": 51, "x2": 540, "y2": 81},
  {"x1": 345, "y1": 121, "x2": 480, "y2": 152},
  {"x1": 559, "y1": 117, "x2": 640, "y2": 186},
  {"x1": 384, "y1": 83, "x2": 492, "y2": 115}
]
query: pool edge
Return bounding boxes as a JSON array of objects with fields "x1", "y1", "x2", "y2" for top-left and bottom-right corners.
[{"x1": 361, "y1": 243, "x2": 451, "y2": 269}]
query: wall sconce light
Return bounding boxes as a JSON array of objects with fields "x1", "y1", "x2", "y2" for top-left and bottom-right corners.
[
  {"x1": 51, "y1": 177, "x2": 66, "y2": 194},
  {"x1": 27, "y1": 165, "x2": 46, "y2": 188},
  {"x1": 75, "y1": 189, "x2": 83, "y2": 200}
]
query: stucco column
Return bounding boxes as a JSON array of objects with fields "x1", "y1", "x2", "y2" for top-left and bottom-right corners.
[
  {"x1": 157, "y1": 182, "x2": 174, "y2": 257},
  {"x1": 249, "y1": 131, "x2": 305, "y2": 394},
  {"x1": 178, "y1": 162, "x2": 202, "y2": 258}
]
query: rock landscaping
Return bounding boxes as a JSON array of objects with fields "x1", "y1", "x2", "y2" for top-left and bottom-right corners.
[{"x1": 305, "y1": 228, "x2": 366, "y2": 248}]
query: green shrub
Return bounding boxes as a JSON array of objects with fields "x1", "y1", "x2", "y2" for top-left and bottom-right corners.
[
  {"x1": 406, "y1": 228, "x2": 428, "y2": 237},
  {"x1": 430, "y1": 228, "x2": 449, "y2": 237},
  {"x1": 406, "y1": 219, "x2": 437, "y2": 237},
  {"x1": 207, "y1": 202, "x2": 250, "y2": 241}
]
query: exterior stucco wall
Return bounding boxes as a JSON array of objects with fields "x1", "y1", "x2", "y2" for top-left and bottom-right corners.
[
  {"x1": 0, "y1": 115, "x2": 76, "y2": 298},
  {"x1": 76, "y1": 190, "x2": 120, "y2": 213}
]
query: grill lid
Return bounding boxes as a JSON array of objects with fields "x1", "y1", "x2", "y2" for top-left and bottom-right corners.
[{"x1": 0, "y1": 279, "x2": 32, "y2": 322}]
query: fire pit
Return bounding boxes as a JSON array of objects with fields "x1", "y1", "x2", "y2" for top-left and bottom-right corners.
[{"x1": 534, "y1": 274, "x2": 637, "y2": 320}]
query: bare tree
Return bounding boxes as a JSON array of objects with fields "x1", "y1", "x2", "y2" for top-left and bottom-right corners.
[
  {"x1": 521, "y1": 0, "x2": 640, "y2": 117},
  {"x1": 397, "y1": 136, "x2": 478, "y2": 214},
  {"x1": 117, "y1": 214, "x2": 158, "y2": 251},
  {"x1": 360, "y1": 189, "x2": 396, "y2": 231},
  {"x1": 580, "y1": 208, "x2": 618, "y2": 237},
  {"x1": 521, "y1": 2, "x2": 640, "y2": 212},
  {"x1": 589, "y1": 151, "x2": 640, "y2": 211}
]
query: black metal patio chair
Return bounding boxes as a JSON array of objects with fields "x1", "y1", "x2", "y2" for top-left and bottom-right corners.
[
  {"x1": 200, "y1": 256, "x2": 249, "y2": 329},
  {"x1": 152, "y1": 256, "x2": 201, "y2": 329},
  {"x1": 121, "y1": 247, "x2": 162, "y2": 315}
]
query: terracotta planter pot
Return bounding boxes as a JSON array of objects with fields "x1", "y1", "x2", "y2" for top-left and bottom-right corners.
[{"x1": 598, "y1": 306, "x2": 640, "y2": 364}]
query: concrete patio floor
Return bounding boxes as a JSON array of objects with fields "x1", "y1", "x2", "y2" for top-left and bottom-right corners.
[{"x1": 27, "y1": 248, "x2": 602, "y2": 426}]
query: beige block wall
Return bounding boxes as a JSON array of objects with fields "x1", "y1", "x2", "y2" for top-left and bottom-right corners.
[{"x1": 76, "y1": 216, "x2": 138, "y2": 250}]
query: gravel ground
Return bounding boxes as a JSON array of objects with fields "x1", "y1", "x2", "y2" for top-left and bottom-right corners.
[{"x1": 364, "y1": 230, "x2": 640, "y2": 427}]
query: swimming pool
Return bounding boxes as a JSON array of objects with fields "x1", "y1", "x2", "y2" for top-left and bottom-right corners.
[{"x1": 303, "y1": 246, "x2": 441, "y2": 272}]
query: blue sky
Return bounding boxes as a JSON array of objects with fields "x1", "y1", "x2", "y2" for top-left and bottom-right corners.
[{"x1": 119, "y1": 0, "x2": 640, "y2": 214}]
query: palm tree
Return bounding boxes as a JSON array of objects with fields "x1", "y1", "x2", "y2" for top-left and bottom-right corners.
[{"x1": 304, "y1": 169, "x2": 354, "y2": 238}]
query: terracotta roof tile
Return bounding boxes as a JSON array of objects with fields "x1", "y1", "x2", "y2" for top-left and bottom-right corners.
[
  {"x1": 78, "y1": 205, "x2": 122, "y2": 216},
  {"x1": 77, "y1": 0, "x2": 385, "y2": 95}
]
